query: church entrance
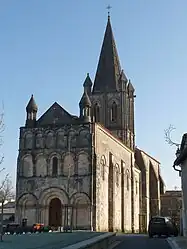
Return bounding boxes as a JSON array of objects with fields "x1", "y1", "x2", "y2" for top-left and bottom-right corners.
[{"x1": 48, "y1": 198, "x2": 62, "y2": 227}]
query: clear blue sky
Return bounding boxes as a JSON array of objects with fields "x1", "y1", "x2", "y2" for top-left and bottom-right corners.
[{"x1": 0, "y1": 0, "x2": 186, "y2": 189}]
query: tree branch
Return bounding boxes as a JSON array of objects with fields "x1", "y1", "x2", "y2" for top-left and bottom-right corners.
[{"x1": 164, "y1": 124, "x2": 180, "y2": 148}]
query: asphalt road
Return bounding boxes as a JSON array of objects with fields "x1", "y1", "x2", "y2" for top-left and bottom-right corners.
[{"x1": 114, "y1": 234, "x2": 172, "y2": 249}]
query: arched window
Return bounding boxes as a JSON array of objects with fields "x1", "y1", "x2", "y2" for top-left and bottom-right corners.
[
  {"x1": 93, "y1": 103, "x2": 100, "y2": 122},
  {"x1": 111, "y1": 101, "x2": 117, "y2": 122},
  {"x1": 52, "y1": 157, "x2": 58, "y2": 176}
]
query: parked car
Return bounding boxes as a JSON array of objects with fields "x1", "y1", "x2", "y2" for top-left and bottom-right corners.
[
  {"x1": 148, "y1": 216, "x2": 178, "y2": 238},
  {"x1": 4, "y1": 223, "x2": 20, "y2": 234}
]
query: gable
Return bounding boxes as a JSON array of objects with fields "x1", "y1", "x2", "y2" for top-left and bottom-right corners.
[{"x1": 37, "y1": 102, "x2": 74, "y2": 127}]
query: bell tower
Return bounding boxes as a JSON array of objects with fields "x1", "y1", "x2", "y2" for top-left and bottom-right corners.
[{"x1": 90, "y1": 14, "x2": 136, "y2": 150}]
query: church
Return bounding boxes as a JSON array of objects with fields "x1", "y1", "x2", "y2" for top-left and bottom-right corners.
[{"x1": 15, "y1": 14, "x2": 165, "y2": 233}]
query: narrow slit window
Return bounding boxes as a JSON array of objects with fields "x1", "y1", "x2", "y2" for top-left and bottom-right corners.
[
  {"x1": 111, "y1": 101, "x2": 117, "y2": 122},
  {"x1": 52, "y1": 157, "x2": 58, "y2": 176}
]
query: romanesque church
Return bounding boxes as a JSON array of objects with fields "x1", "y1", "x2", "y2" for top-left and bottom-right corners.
[{"x1": 15, "y1": 15, "x2": 165, "y2": 233}]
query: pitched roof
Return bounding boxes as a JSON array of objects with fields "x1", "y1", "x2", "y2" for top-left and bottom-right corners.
[{"x1": 37, "y1": 102, "x2": 75, "y2": 126}]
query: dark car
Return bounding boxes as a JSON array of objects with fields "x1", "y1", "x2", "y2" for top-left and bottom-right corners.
[{"x1": 148, "y1": 216, "x2": 178, "y2": 238}]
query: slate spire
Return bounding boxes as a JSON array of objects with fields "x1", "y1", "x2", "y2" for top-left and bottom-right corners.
[
  {"x1": 83, "y1": 73, "x2": 92, "y2": 95},
  {"x1": 92, "y1": 15, "x2": 122, "y2": 92}
]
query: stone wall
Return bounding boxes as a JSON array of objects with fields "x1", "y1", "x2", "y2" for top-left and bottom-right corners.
[
  {"x1": 135, "y1": 148, "x2": 161, "y2": 231},
  {"x1": 16, "y1": 124, "x2": 93, "y2": 228},
  {"x1": 94, "y1": 123, "x2": 134, "y2": 232}
]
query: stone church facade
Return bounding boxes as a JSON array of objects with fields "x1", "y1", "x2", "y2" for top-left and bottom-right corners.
[{"x1": 15, "y1": 15, "x2": 165, "y2": 232}]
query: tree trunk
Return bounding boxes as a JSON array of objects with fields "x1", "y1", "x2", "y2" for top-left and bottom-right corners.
[{"x1": 0, "y1": 201, "x2": 4, "y2": 242}]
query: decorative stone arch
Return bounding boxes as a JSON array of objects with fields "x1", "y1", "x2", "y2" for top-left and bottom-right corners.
[
  {"x1": 35, "y1": 131, "x2": 44, "y2": 149},
  {"x1": 21, "y1": 154, "x2": 33, "y2": 177},
  {"x1": 17, "y1": 193, "x2": 38, "y2": 225},
  {"x1": 70, "y1": 192, "x2": 91, "y2": 230},
  {"x1": 108, "y1": 97, "x2": 120, "y2": 106},
  {"x1": 24, "y1": 131, "x2": 33, "y2": 149},
  {"x1": 62, "y1": 151, "x2": 75, "y2": 176},
  {"x1": 35, "y1": 153, "x2": 47, "y2": 177},
  {"x1": 70, "y1": 192, "x2": 91, "y2": 205},
  {"x1": 39, "y1": 187, "x2": 68, "y2": 226},
  {"x1": 48, "y1": 152, "x2": 61, "y2": 176},
  {"x1": 39, "y1": 187, "x2": 68, "y2": 206},
  {"x1": 107, "y1": 97, "x2": 120, "y2": 122},
  {"x1": 78, "y1": 128, "x2": 90, "y2": 147},
  {"x1": 45, "y1": 130, "x2": 55, "y2": 149},
  {"x1": 77, "y1": 151, "x2": 90, "y2": 175},
  {"x1": 67, "y1": 129, "x2": 77, "y2": 148},
  {"x1": 56, "y1": 128, "x2": 67, "y2": 148}
]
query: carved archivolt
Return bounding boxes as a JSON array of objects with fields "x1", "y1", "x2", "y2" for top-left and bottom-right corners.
[
  {"x1": 57, "y1": 130, "x2": 67, "y2": 148},
  {"x1": 70, "y1": 192, "x2": 90, "y2": 205},
  {"x1": 78, "y1": 129, "x2": 90, "y2": 147},
  {"x1": 35, "y1": 133, "x2": 44, "y2": 149},
  {"x1": 39, "y1": 187, "x2": 68, "y2": 206},
  {"x1": 45, "y1": 131, "x2": 55, "y2": 148},
  {"x1": 68, "y1": 129, "x2": 77, "y2": 147},
  {"x1": 17, "y1": 193, "x2": 38, "y2": 207},
  {"x1": 24, "y1": 133, "x2": 33, "y2": 149}
]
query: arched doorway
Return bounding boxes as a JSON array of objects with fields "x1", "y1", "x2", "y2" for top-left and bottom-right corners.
[{"x1": 48, "y1": 198, "x2": 62, "y2": 227}]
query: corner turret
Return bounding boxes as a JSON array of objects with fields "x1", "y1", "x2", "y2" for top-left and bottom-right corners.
[
  {"x1": 25, "y1": 94, "x2": 38, "y2": 127},
  {"x1": 79, "y1": 88, "x2": 91, "y2": 123},
  {"x1": 83, "y1": 73, "x2": 92, "y2": 95}
]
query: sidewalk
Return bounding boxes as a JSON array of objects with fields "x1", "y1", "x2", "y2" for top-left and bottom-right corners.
[{"x1": 168, "y1": 236, "x2": 187, "y2": 249}]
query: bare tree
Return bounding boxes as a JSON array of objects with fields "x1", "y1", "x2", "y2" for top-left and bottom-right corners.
[
  {"x1": 0, "y1": 105, "x2": 5, "y2": 167},
  {"x1": 164, "y1": 124, "x2": 180, "y2": 148},
  {"x1": 0, "y1": 174, "x2": 14, "y2": 242}
]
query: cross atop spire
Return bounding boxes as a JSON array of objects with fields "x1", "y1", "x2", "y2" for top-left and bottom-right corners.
[{"x1": 106, "y1": 5, "x2": 112, "y2": 18}]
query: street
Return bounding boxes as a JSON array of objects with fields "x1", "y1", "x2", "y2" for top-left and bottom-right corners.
[{"x1": 113, "y1": 234, "x2": 172, "y2": 249}]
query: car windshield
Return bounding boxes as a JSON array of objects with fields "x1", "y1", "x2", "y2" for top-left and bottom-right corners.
[{"x1": 151, "y1": 217, "x2": 165, "y2": 224}]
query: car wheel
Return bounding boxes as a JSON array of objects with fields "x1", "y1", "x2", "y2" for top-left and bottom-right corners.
[{"x1": 149, "y1": 233, "x2": 153, "y2": 238}]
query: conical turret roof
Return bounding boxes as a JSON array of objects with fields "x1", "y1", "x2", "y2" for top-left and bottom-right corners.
[{"x1": 26, "y1": 94, "x2": 38, "y2": 112}]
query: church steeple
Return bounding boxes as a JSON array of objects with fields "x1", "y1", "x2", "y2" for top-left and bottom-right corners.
[
  {"x1": 25, "y1": 94, "x2": 38, "y2": 127},
  {"x1": 92, "y1": 16, "x2": 122, "y2": 93}
]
